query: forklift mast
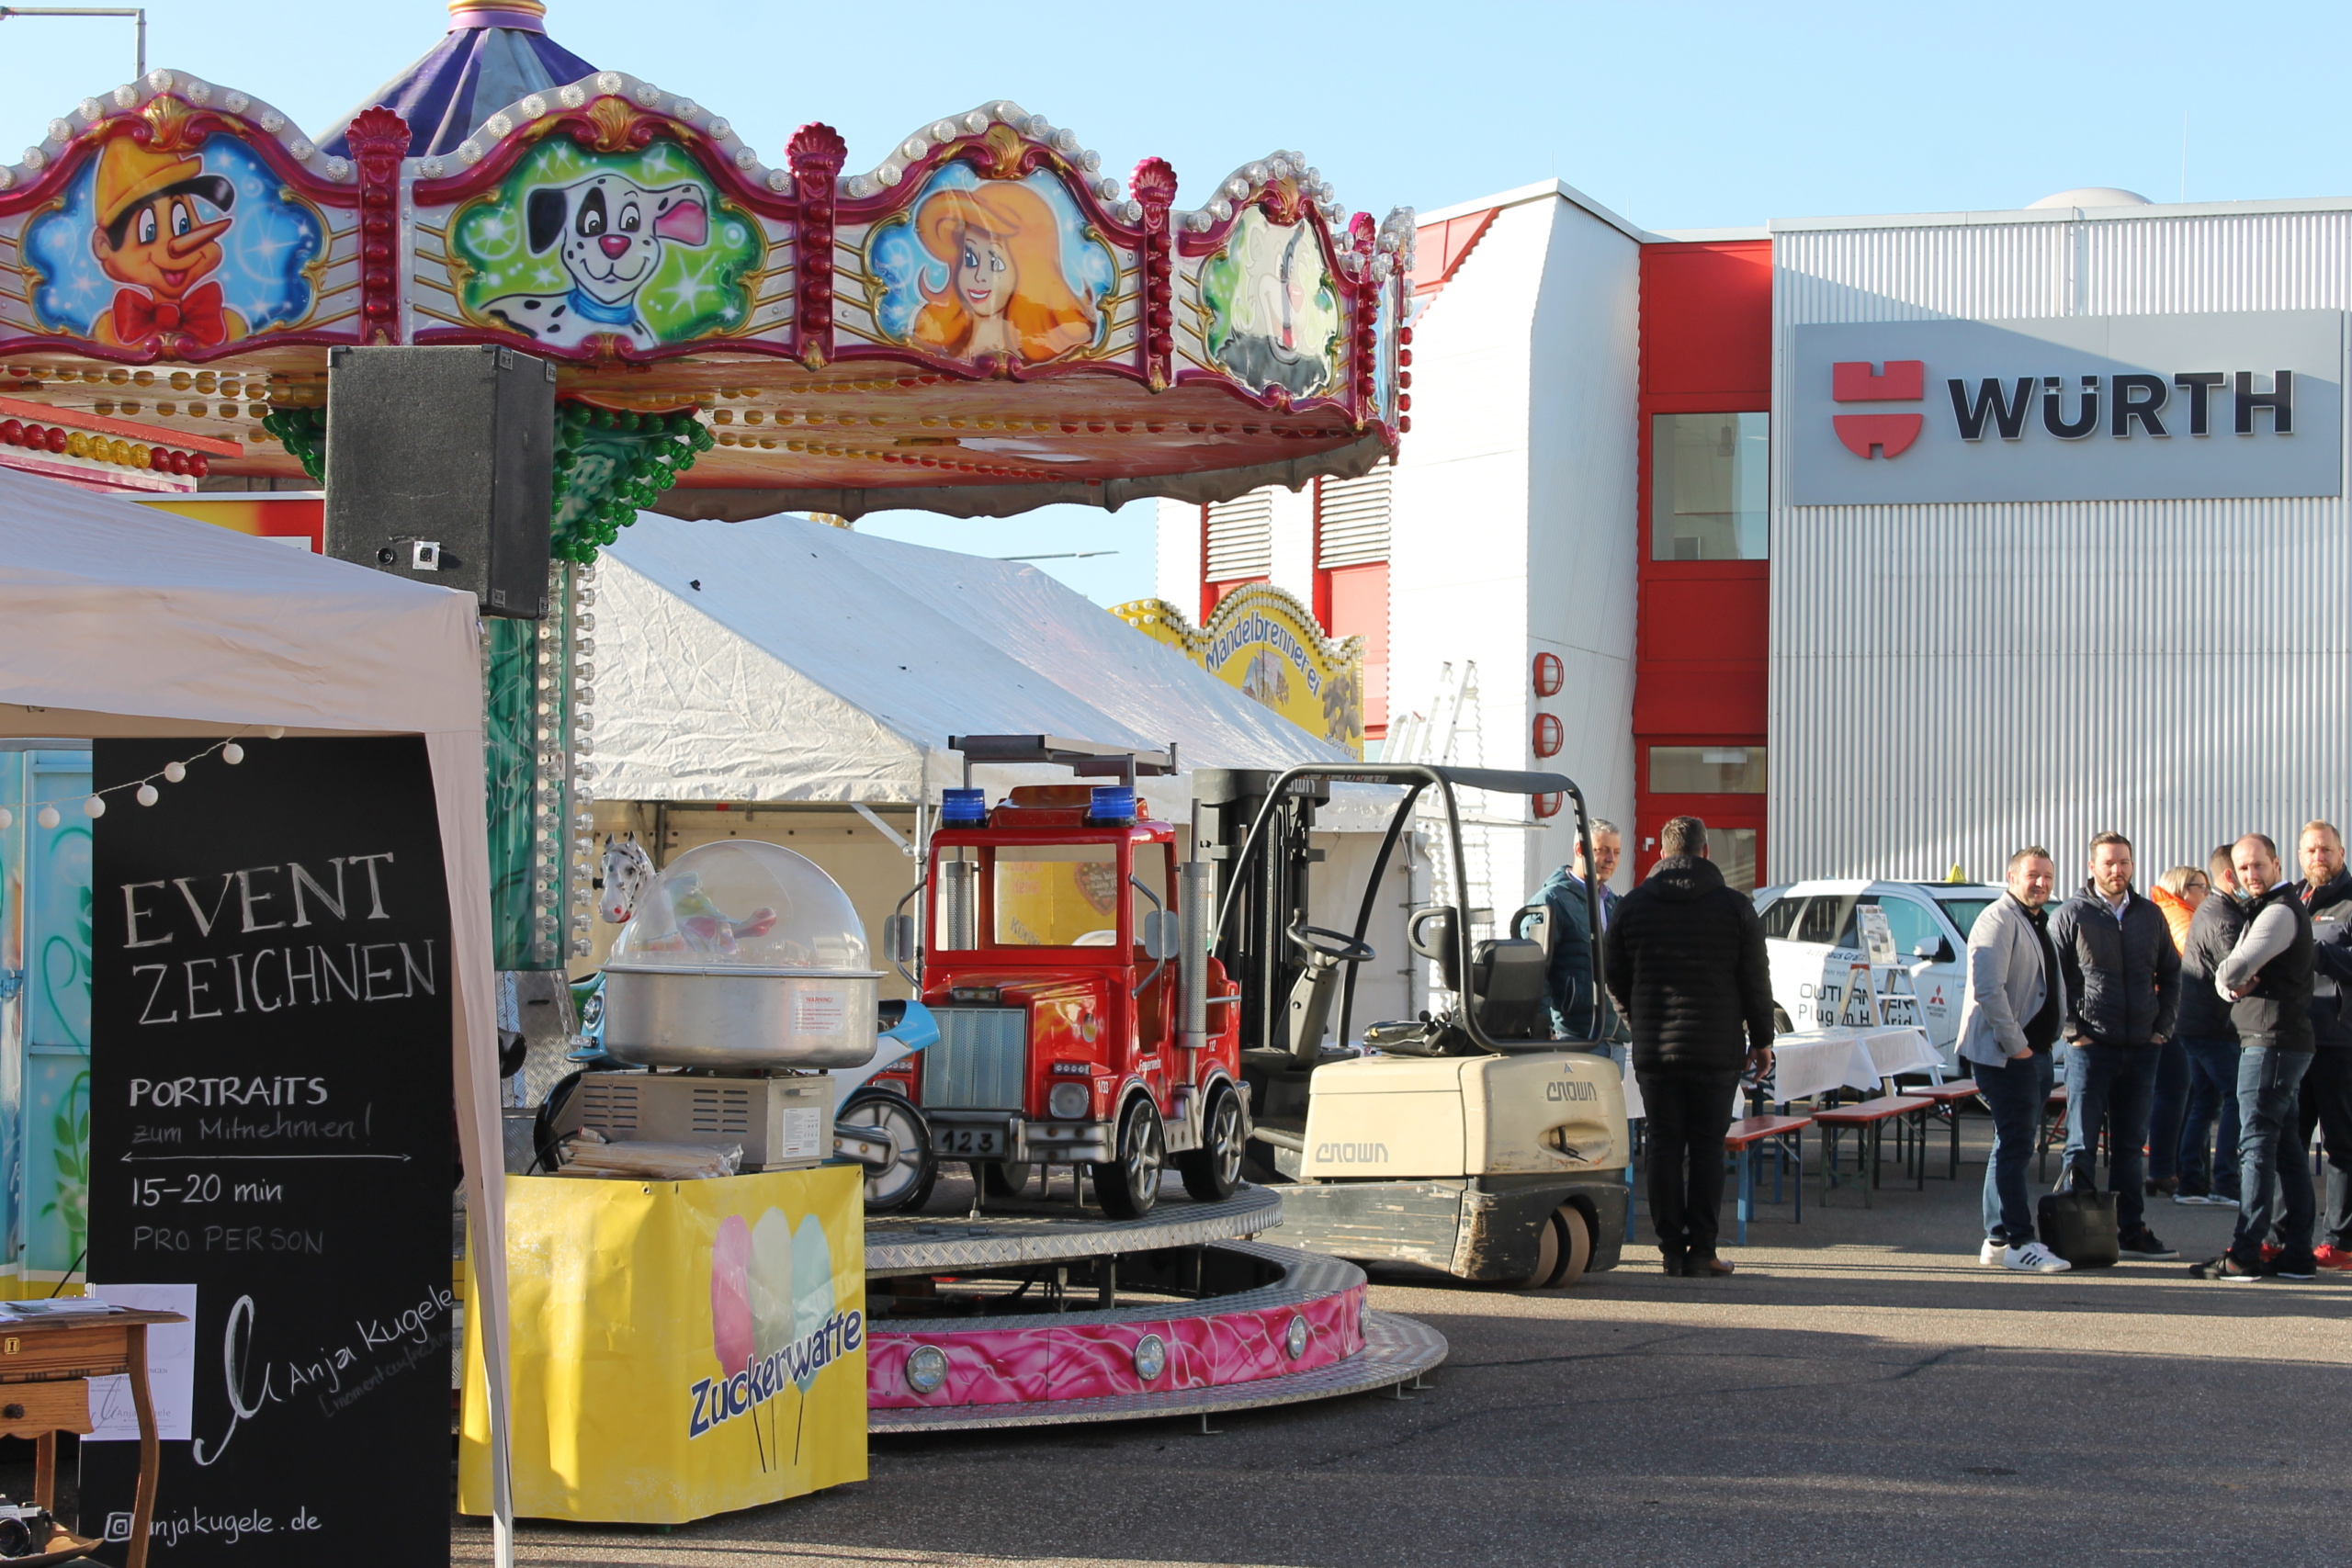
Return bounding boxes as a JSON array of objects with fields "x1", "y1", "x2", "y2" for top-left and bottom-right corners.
[{"x1": 1192, "y1": 767, "x2": 1331, "y2": 1057}]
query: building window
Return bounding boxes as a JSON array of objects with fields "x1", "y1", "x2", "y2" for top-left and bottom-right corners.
[
  {"x1": 1647, "y1": 745, "x2": 1767, "y2": 793},
  {"x1": 1315, "y1": 465, "x2": 1391, "y2": 736},
  {"x1": 1709, "y1": 828, "x2": 1759, "y2": 893},
  {"x1": 1651, "y1": 412, "x2": 1768, "y2": 560},
  {"x1": 1204, "y1": 491, "x2": 1273, "y2": 581}
]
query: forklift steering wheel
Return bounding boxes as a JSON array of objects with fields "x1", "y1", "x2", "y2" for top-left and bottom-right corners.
[{"x1": 1287, "y1": 924, "x2": 1375, "y2": 964}]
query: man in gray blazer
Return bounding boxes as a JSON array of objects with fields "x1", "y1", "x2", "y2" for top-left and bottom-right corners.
[{"x1": 1958, "y1": 846, "x2": 2072, "y2": 1272}]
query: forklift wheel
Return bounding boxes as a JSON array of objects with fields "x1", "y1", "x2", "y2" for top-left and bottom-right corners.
[
  {"x1": 1091, "y1": 1097, "x2": 1165, "y2": 1219},
  {"x1": 1544, "y1": 1205, "x2": 1594, "y2": 1289},
  {"x1": 1176, "y1": 1082, "x2": 1245, "y2": 1202}
]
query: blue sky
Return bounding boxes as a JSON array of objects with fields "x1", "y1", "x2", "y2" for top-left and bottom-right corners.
[{"x1": 6, "y1": 1, "x2": 2347, "y2": 603}]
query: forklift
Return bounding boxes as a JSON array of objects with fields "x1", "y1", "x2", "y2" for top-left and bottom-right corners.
[{"x1": 1199, "y1": 763, "x2": 1628, "y2": 1288}]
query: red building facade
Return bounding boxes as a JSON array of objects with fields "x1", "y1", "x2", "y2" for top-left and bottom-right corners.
[{"x1": 1633, "y1": 240, "x2": 1772, "y2": 884}]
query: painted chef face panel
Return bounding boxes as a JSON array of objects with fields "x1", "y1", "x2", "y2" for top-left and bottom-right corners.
[{"x1": 526, "y1": 174, "x2": 708, "y2": 309}]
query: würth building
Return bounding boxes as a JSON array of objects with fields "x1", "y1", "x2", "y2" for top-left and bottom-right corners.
[{"x1": 1159, "y1": 180, "x2": 2352, "y2": 918}]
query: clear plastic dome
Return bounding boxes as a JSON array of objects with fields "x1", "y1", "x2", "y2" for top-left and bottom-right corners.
[{"x1": 607, "y1": 840, "x2": 869, "y2": 971}]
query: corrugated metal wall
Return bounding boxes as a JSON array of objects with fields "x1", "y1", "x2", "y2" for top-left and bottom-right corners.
[{"x1": 1772, "y1": 208, "x2": 2352, "y2": 885}]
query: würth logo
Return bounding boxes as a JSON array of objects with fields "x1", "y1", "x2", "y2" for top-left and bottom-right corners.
[{"x1": 1832, "y1": 360, "x2": 1925, "y2": 458}]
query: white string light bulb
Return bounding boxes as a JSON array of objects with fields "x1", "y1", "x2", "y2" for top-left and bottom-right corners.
[
  {"x1": 163, "y1": 761, "x2": 186, "y2": 784},
  {"x1": 136, "y1": 784, "x2": 159, "y2": 807},
  {"x1": 0, "y1": 808, "x2": 11, "y2": 830},
  {"x1": 36, "y1": 806, "x2": 60, "y2": 829},
  {"x1": 82, "y1": 795, "x2": 105, "y2": 818},
  {"x1": 221, "y1": 743, "x2": 244, "y2": 764},
  {"x1": 265, "y1": 726, "x2": 286, "y2": 739}
]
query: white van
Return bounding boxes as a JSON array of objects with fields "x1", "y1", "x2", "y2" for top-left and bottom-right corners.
[{"x1": 1751, "y1": 880, "x2": 2006, "y2": 1073}]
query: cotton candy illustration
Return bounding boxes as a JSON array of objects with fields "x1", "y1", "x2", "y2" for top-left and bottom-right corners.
[{"x1": 711, "y1": 1213, "x2": 752, "y2": 1376}]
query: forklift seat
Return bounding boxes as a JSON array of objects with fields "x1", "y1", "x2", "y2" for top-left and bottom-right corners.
[{"x1": 1467, "y1": 935, "x2": 1549, "y2": 1041}]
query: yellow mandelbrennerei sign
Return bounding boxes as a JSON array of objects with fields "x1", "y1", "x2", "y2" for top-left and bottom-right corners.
[
  {"x1": 459, "y1": 1165, "x2": 866, "y2": 1524},
  {"x1": 1115, "y1": 583, "x2": 1364, "y2": 756}
]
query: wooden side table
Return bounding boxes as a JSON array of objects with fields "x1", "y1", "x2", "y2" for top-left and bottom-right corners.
[{"x1": 0, "y1": 1310, "x2": 185, "y2": 1568}]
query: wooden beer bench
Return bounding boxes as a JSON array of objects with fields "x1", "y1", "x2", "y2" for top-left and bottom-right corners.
[
  {"x1": 1815, "y1": 1096, "x2": 1931, "y2": 1207},
  {"x1": 1906, "y1": 1078, "x2": 1981, "y2": 1179},
  {"x1": 1724, "y1": 1113, "x2": 1813, "y2": 1243}
]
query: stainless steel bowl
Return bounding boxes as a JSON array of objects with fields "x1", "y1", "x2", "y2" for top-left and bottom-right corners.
[{"x1": 601, "y1": 964, "x2": 881, "y2": 1069}]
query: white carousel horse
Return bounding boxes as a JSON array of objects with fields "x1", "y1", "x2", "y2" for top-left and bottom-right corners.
[{"x1": 597, "y1": 833, "x2": 656, "y2": 924}]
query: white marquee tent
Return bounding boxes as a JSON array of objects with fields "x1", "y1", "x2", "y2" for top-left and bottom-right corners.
[
  {"x1": 0, "y1": 467, "x2": 515, "y2": 1564},
  {"x1": 592, "y1": 513, "x2": 1361, "y2": 806}
]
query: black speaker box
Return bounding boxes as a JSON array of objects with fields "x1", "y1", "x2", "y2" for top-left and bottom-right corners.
[{"x1": 323, "y1": 344, "x2": 557, "y2": 617}]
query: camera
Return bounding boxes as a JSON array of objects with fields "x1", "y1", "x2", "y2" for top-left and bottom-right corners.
[{"x1": 0, "y1": 1498, "x2": 59, "y2": 1557}]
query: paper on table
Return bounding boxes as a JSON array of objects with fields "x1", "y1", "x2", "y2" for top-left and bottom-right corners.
[
  {"x1": 0, "y1": 1298, "x2": 123, "y2": 1317},
  {"x1": 83, "y1": 1283, "x2": 197, "y2": 1443}
]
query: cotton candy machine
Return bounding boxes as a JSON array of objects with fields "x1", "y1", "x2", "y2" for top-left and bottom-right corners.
[{"x1": 601, "y1": 841, "x2": 881, "y2": 1071}]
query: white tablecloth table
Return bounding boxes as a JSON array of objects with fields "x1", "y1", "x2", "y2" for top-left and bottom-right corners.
[{"x1": 1617, "y1": 1025, "x2": 1939, "y2": 1121}]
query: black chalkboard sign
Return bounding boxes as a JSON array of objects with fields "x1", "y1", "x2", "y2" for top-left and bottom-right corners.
[{"x1": 85, "y1": 737, "x2": 454, "y2": 1565}]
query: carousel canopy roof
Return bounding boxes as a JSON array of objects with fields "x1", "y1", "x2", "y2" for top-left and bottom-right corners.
[
  {"x1": 322, "y1": 3, "x2": 597, "y2": 161},
  {"x1": 0, "y1": 5, "x2": 1413, "y2": 525}
]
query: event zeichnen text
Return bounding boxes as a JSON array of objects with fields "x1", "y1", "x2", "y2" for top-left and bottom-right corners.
[{"x1": 117, "y1": 853, "x2": 437, "y2": 1025}]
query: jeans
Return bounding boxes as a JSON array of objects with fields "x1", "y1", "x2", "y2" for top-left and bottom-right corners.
[
  {"x1": 2063, "y1": 1043, "x2": 2157, "y2": 1235},
  {"x1": 1976, "y1": 1049, "x2": 2055, "y2": 1245},
  {"x1": 2145, "y1": 1038, "x2": 2189, "y2": 1182},
  {"x1": 2232, "y1": 1046, "x2": 2315, "y2": 1267},
  {"x1": 2293, "y1": 1048, "x2": 2352, "y2": 1249},
  {"x1": 1635, "y1": 1067, "x2": 1740, "y2": 1263},
  {"x1": 2177, "y1": 1036, "x2": 2242, "y2": 1200}
]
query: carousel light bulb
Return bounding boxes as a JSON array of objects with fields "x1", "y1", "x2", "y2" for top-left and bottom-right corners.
[
  {"x1": 136, "y1": 784, "x2": 159, "y2": 807},
  {"x1": 37, "y1": 806, "x2": 60, "y2": 830},
  {"x1": 221, "y1": 742, "x2": 244, "y2": 764},
  {"x1": 163, "y1": 761, "x2": 186, "y2": 783}
]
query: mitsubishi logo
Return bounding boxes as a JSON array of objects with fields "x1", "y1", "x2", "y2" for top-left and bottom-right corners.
[{"x1": 1832, "y1": 360, "x2": 1925, "y2": 458}]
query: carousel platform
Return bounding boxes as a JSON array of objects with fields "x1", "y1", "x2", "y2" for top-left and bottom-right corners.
[{"x1": 862, "y1": 1186, "x2": 1446, "y2": 1430}]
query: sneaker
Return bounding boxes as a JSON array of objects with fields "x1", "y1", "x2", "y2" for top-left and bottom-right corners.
[
  {"x1": 2189, "y1": 1255, "x2": 2267, "y2": 1281},
  {"x1": 1978, "y1": 1238, "x2": 2006, "y2": 1266},
  {"x1": 2313, "y1": 1246, "x2": 2352, "y2": 1270},
  {"x1": 2002, "y1": 1242, "x2": 2071, "y2": 1273},
  {"x1": 2118, "y1": 1228, "x2": 2178, "y2": 1261},
  {"x1": 2274, "y1": 1256, "x2": 2320, "y2": 1281},
  {"x1": 2173, "y1": 1190, "x2": 2230, "y2": 1206},
  {"x1": 2261, "y1": 1242, "x2": 2282, "y2": 1264}
]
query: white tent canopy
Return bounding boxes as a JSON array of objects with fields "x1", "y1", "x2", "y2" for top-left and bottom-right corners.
[
  {"x1": 594, "y1": 513, "x2": 1357, "y2": 806},
  {"x1": 0, "y1": 467, "x2": 514, "y2": 1564}
]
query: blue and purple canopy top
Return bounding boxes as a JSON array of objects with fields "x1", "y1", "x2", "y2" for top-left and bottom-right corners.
[{"x1": 322, "y1": 1, "x2": 594, "y2": 159}]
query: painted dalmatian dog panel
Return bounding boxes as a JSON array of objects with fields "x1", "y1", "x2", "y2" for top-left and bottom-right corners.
[{"x1": 480, "y1": 174, "x2": 708, "y2": 350}]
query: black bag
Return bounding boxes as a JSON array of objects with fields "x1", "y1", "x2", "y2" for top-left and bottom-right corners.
[{"x1": 2038, "y1": 1190, "x2": 2120, "y2": 1268}]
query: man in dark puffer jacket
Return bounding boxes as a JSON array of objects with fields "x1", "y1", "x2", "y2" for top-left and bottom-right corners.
[
  {"x1": 1604, "y1": 816, "x2": 1775, "y2": 1279},
  {"x1": 2048, "y1": 829, "x2": 2181, "y2": 1261}
]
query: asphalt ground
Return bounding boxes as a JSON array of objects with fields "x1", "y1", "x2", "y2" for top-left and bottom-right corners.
[{"x1": 448, "y1": 1115, "x2": 2352, "y2": 1568}]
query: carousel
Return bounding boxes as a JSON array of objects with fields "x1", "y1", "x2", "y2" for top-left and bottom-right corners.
[
  {"x1": 0, "y1": 0, "x2": 1414, "y2": 973},
  {"x1": 0, "y1": 0, "x2": 1430, "y2": 1536}
]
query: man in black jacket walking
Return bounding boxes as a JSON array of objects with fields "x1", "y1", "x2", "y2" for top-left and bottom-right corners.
[
  {"x1": 1604, "y1": 816, "x2": 1775, "y2": 1278},
  {"x1": 2049, "y1": 829, "x2": 2181, "y2": 1260}
]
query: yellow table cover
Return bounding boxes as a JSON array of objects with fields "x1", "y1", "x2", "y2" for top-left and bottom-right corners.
[{"x1": 459, "y1": 1166, "x2": 866, "y2": 1523}]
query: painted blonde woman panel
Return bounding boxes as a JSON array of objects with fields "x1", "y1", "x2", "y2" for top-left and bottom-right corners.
[{"x1": 910, "y1": 183, "x2": 1097, "y2": 364}]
